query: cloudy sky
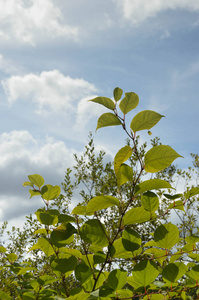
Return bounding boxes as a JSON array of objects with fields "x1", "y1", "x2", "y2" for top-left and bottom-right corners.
[{"x1": 0, "y1": 0, "x2": 199, "y2": 230}]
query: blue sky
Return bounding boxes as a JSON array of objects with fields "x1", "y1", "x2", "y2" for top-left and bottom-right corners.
[{"x1": 0, "y1": 0, "x2": 199, "y2": 228}]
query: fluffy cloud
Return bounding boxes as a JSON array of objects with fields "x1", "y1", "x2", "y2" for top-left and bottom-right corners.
[
  {"x1": 2, "y1": 70, "x2": 97, "y2": 115},
  {"x1": 0, "y1": 0, "x2": 78, "y2": 45},
  {"x1": 114, "y1": 0, "x2": 199, "y2": 25},
  {"x1": 0, "y1": 130, "x2": 80, "y2": 221}
]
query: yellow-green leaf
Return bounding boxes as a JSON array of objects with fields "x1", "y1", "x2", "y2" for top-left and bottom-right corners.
[
  {"x1": 96, "y1": 113, "x2": 122, "y2": 130},
  {"x1": 89, "y1": 97, "x2": 115, "y2": 110},
  {"x1": 130, "y1": 110, "x2": 164, "y2": 133},
  {"x1": 114, "y1": 145, "x2": 132, "y2": 175},
  {"x1": 119, "y1": 92, "x2": 139, "y2": 114}
]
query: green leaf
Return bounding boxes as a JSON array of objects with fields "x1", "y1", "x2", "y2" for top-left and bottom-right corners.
[
  {"x1": 123, "y1": 206, "x2": 156, "y2": 226},
  {"x1": 80, "y1": 219, "x2": 109, "y2": 247},
  {"x1": 29, "y1": 189, "x2": 41, "y2": 198},
  {"x1": 119, "y1": 92, "x2": 139, "y2": 114},
  {"x1": 75, "y1": 263, "x2": 92, "y2": 283},
  {"x1": 0, "y1": 291, "x2": 12, "y2": 300},
  {"x1": 41, "y1": 184, "x2": 61, "y2": 200},
  {"x1": 163, "y1": 193, "x2": 183, "y2": 200},
  {"x1": 51, "y1": 255, "x2": 77, "y2": 273},
  {"x1": 145, "y1": 145, "x2": 182, "y2": 173},
  {"x1": 72, "y1": 205, "x2": 87, "y2": 215},
  {"x1": 135, "y1": 179, "x2": 172, "y2": 195},
  {"x1": 22, "y1": 292, "x2": 35, "y2": 300},
  {"x1": 89, "y1": 97, "x2": 115, "y2": 110},
  {"x1": 29, "y1": 237, "x2": 55, "y2": 257},
  {"x1": 110, "y1": 238, "x2": 142, "y2": 258},
  {"x1": 141, "y1": 191, "x2": 159, "y2": 212},
  {"x1": 130, "y1": 260, "x2": 159, "y2": 288},
  {"x1": 51, "y1": 223, "x2": 77, "y2": 248},
  {"x1": 0, "y1": 246, "x2": 6, "y2": 253},
  {"x1": 122, "y1": 227, "x2": 141, "y2": 251},
  {"x1": 162, "y1": 262, "x2": 188, "y2": 283},
  {"x1": 58, "y1": 214, "x2": 76, "y2": 223},
  {"x1": 154, "y1": 223, "x2": 179, "y2": 249},
  {"x1": 35, "y1": 209, "x2": 59, "y2": 225},
  {"x1": 28, "y1": 174, "x2": 44, "y2": 188},
  {"x1": 130, "y1": 110, "x2": 164, "y2": 133},
  {"x1": 37, "y1": 275, "x2": 56, "y2": 286},
  {"x1": 93, "y1": 251, "x2": 106, "y2": 264},
  {"x1": 114, "y1": 145, "x2": 132, "y2": 175},
  {"x1": 185, "y1": 187, "x2": 199, "y2": 199},
  {"x1": 113, "y1": 87, "x2": 123, "y2": 102},
  {"x1": 144, "y1": 248, "x2": 168, "y2": 264},
  {"x1": 117, "y1": 164, "x2": 133, "y2": 186},
  {"x1": 168, "y1": 200, "x2": 185, "y2": 212},
  {"x1": 7, "y1": 253, "x2": 18, "y2": 263},
  {"x1": 86, "y1": 195, "x2": 119, "y2": 214},
  {"x1": 186, "y1": 265, "x2": 199, "y2": 282},
  {"x1": 96, "y1": 113, "x2": 122, "y2": 131},
  {"x1": 185, "y1": 235, "x2": 199, "y2": 245},
  {"x1": 23, "y1": 181, "x2": 33, "y2": 187},
  {"x1": 108, "y1": 269, "x2": 127, "y2": 290}
]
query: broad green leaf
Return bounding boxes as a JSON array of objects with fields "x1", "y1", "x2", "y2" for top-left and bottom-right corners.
[
  {"x1": 123, "y1": 206, "x2": 156, "y2": 226},
  {"x1": 29, "y1": 189, "x2": 41, "y2": 198},
  {"x1": 110, "y1": 238, "x2": 142, "y2": 258},
  {"x1": 113, "y1": 87, "x2": 123, "y2": 102},
  {"x1": 72, "y1": 205, "x2": 87, "y2": 215},
  {"x1": 41, "y1": 184, "x2": 61, "y2": 200},
  {"x1": 28, "y1": 174, "x2": 44, "y2": 188},
  {"x1": 37, "y1": 275, "x2": 56, "y2": 286},
  {"x1": 93, "y1": 251, "x2": 106, "y2": 264},
  {"x1": 119, "y1": 92, "x2": 139, "y2": 114},
  {"x1": 96, "y1": 113, "x2": 122, "y2": 131},
  {"x1": 83, "y1": 271, "x2": 105, "y2": 292},
  {"x1": 141, "y1": 191, "x2": 159, "y2": 212},
  {"x1": 7, "y1": 253, "x2": 18, "y2": 263},
  {"x1": 185, "y1": 187, "x2": 199, "y2": 199},
  {"x1": 17, "y1": 267, "x2": 36, "y2": 275},
  {"x1": 0, "y1": 246, "x2": 6, "y2": 253},
  {"x1": 163, "y1": 193, "x2": 183, "y2": 200},
  {"x1": 108, "y1": 269, "x2": 127, "y2": 290},
  {"x1": 162, "y1": 262, "x2": 188, "y2": 283},
  {"x1": 122, "y1": 227, "x2": 141, "y2": 251},
  {"x1": 130, "y1": 260, "x2": 159, "y2": 288},
  {"x1": 113, "y1": 87, "x2": 123, "y2": 101},
  {"x1": 22, "y1": 292, "x2": 35, "y2": 300},
  {"x1": 116, "y1": 289, "x2": 133, "y2": 298},
  {"x1": 154, "y1": 223, "x2": 179, "y2": 249},
  {"x1": 135, "y1": 179, "x2": 172, "y2": 195},
  {"x1": 143, "y1": 295, "x2": 167, "y2": 300},
  {"x1": 75, "y1": 263, "x2": 92, "y2": 283},
  {"x1": 58, "y1": 214, "x2": 76, "y2": 223},
  {"x1": 117, "y1": 163, "x2": 133, "y2": 186},
  {"x1": 86, "y1": 195, "x2": 119, "y2": 214},
  {"x1": 51, "y1": 255, "x2": 77, "y2": 273},
  {"x1": 114, "y1": 145, "x2": 132, "y2": 175},
  {"x1": 186, "y1": 265, "x2": 199, "y2": 282},
  {"x1": 185, "y1": 235, "x2": 199, "y2": 245},
  {"x1": 130, "y1": 110, "x2": 164, "y2": 133},
  {"x1": 51, "y1": 223, "x2": 77, "y2": 248},
  {"x1": 80, "y1": 219, "x2": 109, "y2": 247},
  {"x1": 144, "y1": 248, "x2": 167, "y2": 264},
  {"x1": 35, "y1": 209, "x2": 59, "y2": 225},
  {"x1": 33, "y1": 228, "x2": 48, "y2": 235},
  {"x1": 168, "y1": 200, "x2": 185, "y2": 212},
  {"x1": 29, "y1": 237, "x2": 55, "y2": 257},
  {"x1": 89, "y1": 97, "x2": 115, "y2": 110},
  {"x1": 0, "y1": 291, "x2": 12, "y2": 300},
  {"x1": 145, "y1": 145, "x2": 182, "y2": 173}
]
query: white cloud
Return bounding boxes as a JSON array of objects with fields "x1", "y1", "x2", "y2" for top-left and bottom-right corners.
[
  {"x1": 114, "y1": 0, "x2": 199, "y2": 25},
  {"x1": 0, "y1": 0, "x2": 78, "y2": 45},
  {"x1": 1, "y1": 70, "x2": 97, "y2": 115}
]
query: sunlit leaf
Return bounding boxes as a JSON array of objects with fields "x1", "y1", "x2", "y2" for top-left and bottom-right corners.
[
  {"x1": 135, "y1": 179, "x2": 172, "y2": 195},
  {"x1": 122, "y1": 227, "x2": 141, "y2": 251},
  {"x1": 113, "y1": 87, "x2": 123, "y2": 102},
  {"x1": 108, "y1": 269, "x2": 127, "y2": 290},
  {"x1": 51, "y1": 223, "x2": 77, "y2": 248},
  {"x1": 168, "y1": 200, "x2": 185, "y2": 212},
  {"x1": 123, "y1": 206, "x2": 156, "y2": 225},
  {"x1": 114, "y1": 145, "x2": 132, "y2": 175},
  {"x1": 185, "y1": 187, "x2": 199, "y2": 199},
  {"x1": 89, "y1": 97, "x2": 115, "y2": 110},
  {"x1": 141, "y1": 191, "x2": 159, "y2": 212},
  {"x1": 35, "y1": 209, "x2": 59, "y2": 225},
  {"x1": 80, "y1": 219, "x2": 109, "y2": 247},
  {"x1": 145, "y1": 145, "x2": 182, "y2": 173},
  {"x1": 130, "y1": 110, "x2": 164, "y2": 133},
  {"x1": 86, "y1": 195, "x2": 119, "y2": 214},
  {"x1": 51, "y1": 255, "x2": 77, "y2": 273},
  {"x1": 119, "y1": 92, "x2": 139, "y2": 114},
  {"x1": 117, "y1": 163, "x2": 133, "y2": 186},
  {"x1": 28, "y1": 174, "x2": 44, "y2": 188},
  {"x1": 96, "y1": 113, "x2": 122, "y2": 130},
  {"x1": 154, "y1": 223, "x2": 179, "y2": 249},
  {"x1": 41, "y1": 184, "x2": 61, "y2": 200},
  {"x1": 162, "y1": 262, "x2": 188, "y2": 283}
]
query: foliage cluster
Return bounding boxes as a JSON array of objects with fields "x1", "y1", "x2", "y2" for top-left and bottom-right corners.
[{"x1": 1, "y1": 88, "x2": 199, "y2": 299}]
